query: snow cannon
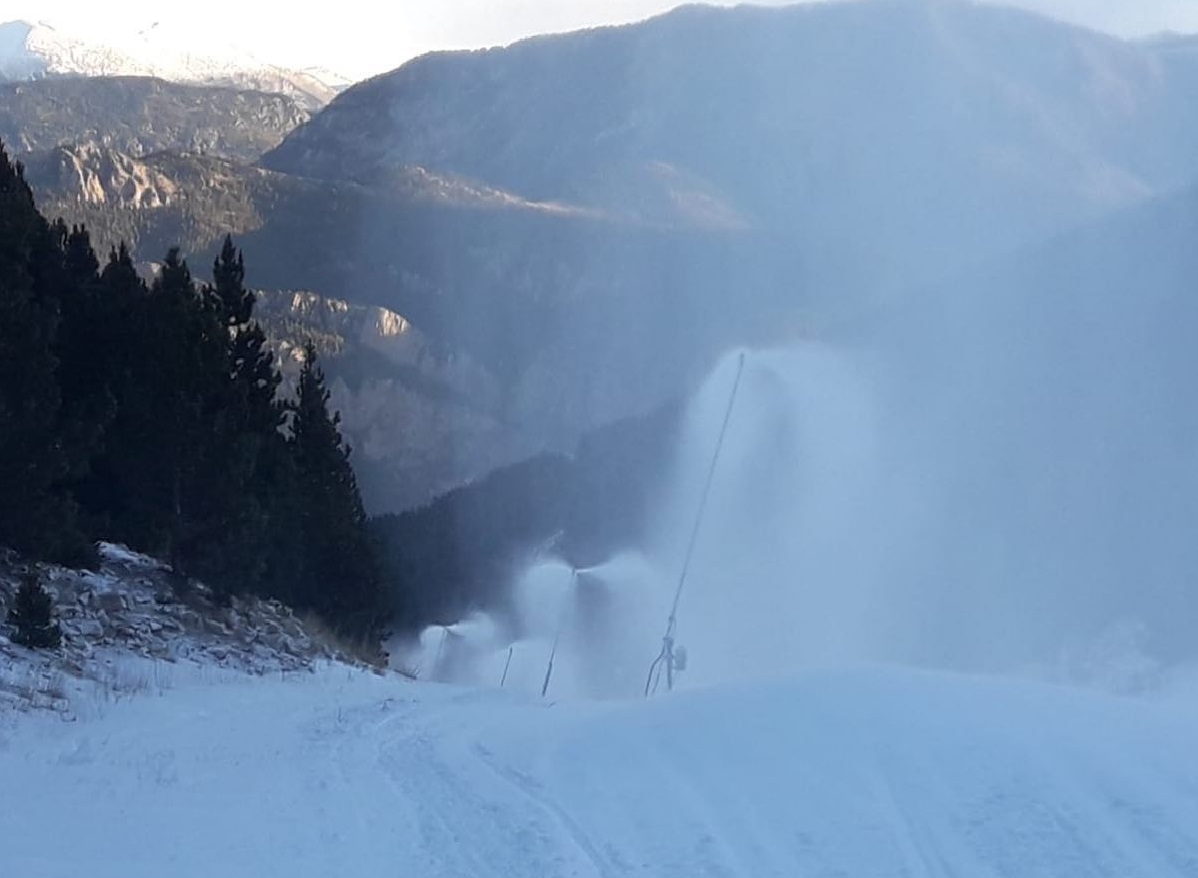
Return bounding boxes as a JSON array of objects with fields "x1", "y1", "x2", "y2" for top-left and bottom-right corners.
[{"x1": 422, "y1": 614, "x2": 501, "y2": 684}]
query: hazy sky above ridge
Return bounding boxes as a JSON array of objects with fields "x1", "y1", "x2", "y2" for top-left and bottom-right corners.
[{"x1": 6, "y1": 0, "x2": 1197, "y2": 79}]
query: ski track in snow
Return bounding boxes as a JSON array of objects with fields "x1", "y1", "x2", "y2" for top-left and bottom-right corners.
[{"x1": 3, "y1": 666, "x2": 1198, "y2": 877}]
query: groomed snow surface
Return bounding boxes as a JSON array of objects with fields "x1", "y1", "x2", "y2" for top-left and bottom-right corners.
[{"x1": 3, "y1": 665, "x2": 1198, "y2": 877}]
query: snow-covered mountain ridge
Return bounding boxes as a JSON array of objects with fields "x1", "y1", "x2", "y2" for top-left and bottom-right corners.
[{"x1": 0, "y1": 19, "x2": 348, "y2": 108}]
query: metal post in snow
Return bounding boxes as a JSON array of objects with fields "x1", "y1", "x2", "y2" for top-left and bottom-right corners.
[
  {"x1": 645, "y1": 351, "x2": 746, "y2": 696},
  {"x1": 500, "y1": 645, "x2": 514, "y2": 688},
  {"x1": 541, "y1": 567, "x2": 577, "y2": 698}
]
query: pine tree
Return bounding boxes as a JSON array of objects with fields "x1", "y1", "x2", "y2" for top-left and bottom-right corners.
[
  {"x1": 53, "y1": 224, "x2": 115, "y2": 500},
  {"x1": 148, "y1": 249, "x2": 229, "y2": 572},
  {"x1": 74, "y1": 240, "x2": 294, "y2": 602},
  {"x1": 0, "y1": 143, "x2": 90, "y2": 565},
  {"x1": 72, "y1": 244, "x2": 150, "y2": 535},
  {"x1": 7, "y1": 570, "x2": 62, "y2": 649},
  {"x1": 288, "y1": 343, "x2": 385, "y2": 638},
  {"x1": 0, "y1": 139, "x2": 386, "y2": 625},
  {"x1": 181, "y1": 238, "x2": 287, "y2": 596},
  {"x1": 87, "y1": 248, "x2": 229, "y2": 566},
  {"x1": 211, "y1": 235, "x2": 253, "y2": 327},
  {"x1": 62, "y1": 223, "x2": 100, "y2": 283},
  {"x1": 210, "y1": 236, "x2": 282, "y2": 444}
]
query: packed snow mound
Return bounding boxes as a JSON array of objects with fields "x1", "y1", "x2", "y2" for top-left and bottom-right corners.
[{"x1": 4, "y1": 665, "x2": 1197, "y2": 876}]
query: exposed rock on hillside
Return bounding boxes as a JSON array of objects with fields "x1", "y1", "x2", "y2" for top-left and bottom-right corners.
[
  {"x1": 256, "y1": 290, "x2": 544, "y2": 512},
  {"x1": 0, "y1": 544, "x2": 377, "y2": 717},
  {"x1": 29, "y1": 143, "x2": 180, "y2": 208}
]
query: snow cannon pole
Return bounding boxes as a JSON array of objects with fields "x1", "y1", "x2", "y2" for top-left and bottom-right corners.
[
  {"x1": 645, "y1": 350, "x2": 746, "y2": 697},
  {"x1": 542, "y1": 567, "x2": 577, "y2": 698},
  {"x1": 500, "y1": 646, "x2": 514, "y2": 688},
  {"x1": 434, "y1": 626, "x2": 450, "y2": 669}
]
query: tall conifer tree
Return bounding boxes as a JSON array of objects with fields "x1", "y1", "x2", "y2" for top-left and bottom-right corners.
[
  {"x1": 288, "y1": 343, "x2": 385, "y2": 637},
  {"x1": 0, "y1": 138, "x2": 389, "y2": 642},
  {"x1": 0, "y1": 145, "x2": 89, "y2": 564},
  {"x1": 183, "y1": 238, "x2": 287, "y2": 595}
]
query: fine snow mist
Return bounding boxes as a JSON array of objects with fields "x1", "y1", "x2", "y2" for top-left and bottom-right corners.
[
  {"x1": 643, "y1": 346, "x2": 885, "y2": 684},
  {"x1": 400, "y1": 552, "x2": 670, "y2": 698},
  {"x1": 612, "y1": 303, "x2": 1198, "y2": 693},
  {"x1": 397, "y1": 186, "x2": 1198, "y2": 700},
  {"x1": 635, "y1": 197, "x2": 1198, "y2": 690}
]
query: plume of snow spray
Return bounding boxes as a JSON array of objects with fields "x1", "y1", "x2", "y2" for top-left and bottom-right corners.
[{"x1": 401, "y1": 295, "x2": 1198, "y2": 697}]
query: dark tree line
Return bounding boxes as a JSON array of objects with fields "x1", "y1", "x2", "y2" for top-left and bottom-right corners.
[{"x1": 0, "y1": 143, "x2": 384, "y2": 640}]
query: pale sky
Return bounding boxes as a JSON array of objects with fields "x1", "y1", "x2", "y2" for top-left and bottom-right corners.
[{"x1": 5, "y1": 0, "x2": 1198, "y2": 79}]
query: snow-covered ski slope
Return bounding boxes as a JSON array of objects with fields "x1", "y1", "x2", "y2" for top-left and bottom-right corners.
[{"x1": 4, "y1": 666, "x2": 1198, "y2": 877}]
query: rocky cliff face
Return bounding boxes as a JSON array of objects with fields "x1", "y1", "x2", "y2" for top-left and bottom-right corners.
[
  {"x1": 20, "y1": 148, "x2": 272, "y2": 266},
  {"x1": 29, "y1": 144, "x2": 180, "y2": 208},
  {"x1": 255, "y1": 290, "x2": 545, "y2": 512}
]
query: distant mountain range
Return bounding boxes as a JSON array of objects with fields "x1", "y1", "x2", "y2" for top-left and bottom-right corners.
[
  {"x1": 269, "y1": 1, "x2": 1198, "y2": 263},
  {"x1": 6, "y1": 0, "x2": 1198, "y2": 515},
  {"x1": 0, "y1": 19, "x2": 348, "y2": 109},
  {"x1": 261, "y1": 0, "x2": 1198, "y2": 452},
  {"x1": 0, "y1": 76, "x2": 308, "y2": 161}
]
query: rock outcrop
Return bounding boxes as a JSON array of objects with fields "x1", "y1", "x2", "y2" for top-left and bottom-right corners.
[{"x1": 0, "y1": 544, "x2": 383, "y2": 717}]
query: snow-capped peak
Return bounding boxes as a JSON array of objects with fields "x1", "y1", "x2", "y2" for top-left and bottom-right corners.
[{"x1": 0, "y1": 19, "x2": 350, "y2": 108}]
